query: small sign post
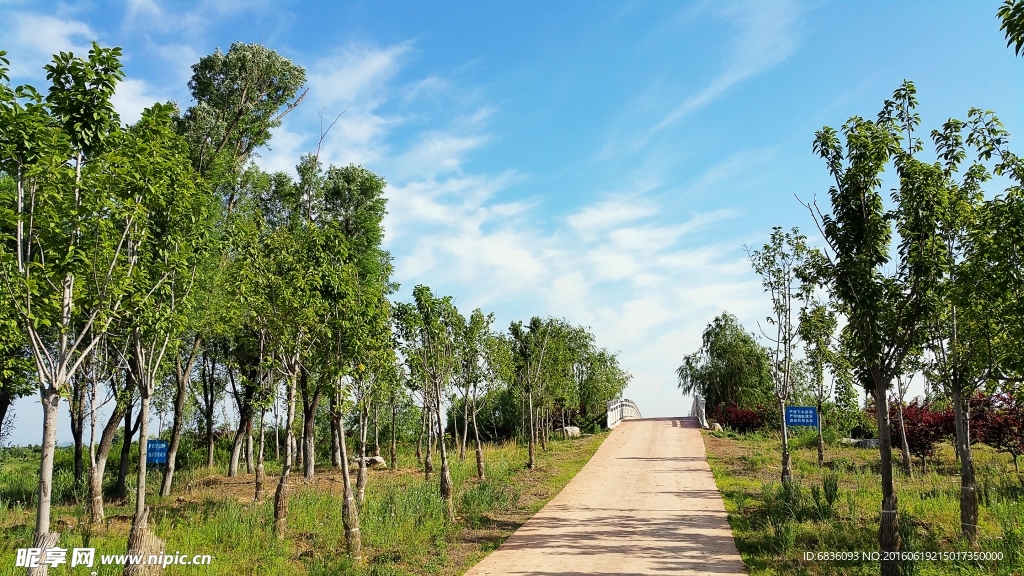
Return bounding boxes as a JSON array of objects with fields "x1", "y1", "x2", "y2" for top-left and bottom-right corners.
[
  {"x1": 147, "y1": 439, "x2": 169, "y2": 466},
  {"x1": 784, "y1": 406, "x2": 819, "y2": 428}
]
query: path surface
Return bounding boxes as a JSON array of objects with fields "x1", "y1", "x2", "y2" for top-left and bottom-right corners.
[{"x1": 465, "y1": 417, "x2": 747, "y2": 576}]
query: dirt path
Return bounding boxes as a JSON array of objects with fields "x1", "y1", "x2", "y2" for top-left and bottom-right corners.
[{"x1": 465, "y1": 417, "x2": 747, "y2": 576}]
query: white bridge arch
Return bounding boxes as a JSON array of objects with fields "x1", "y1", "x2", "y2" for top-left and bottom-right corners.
[{"x1": 606, "y1": 398, "x2": 642, "y2": 428}]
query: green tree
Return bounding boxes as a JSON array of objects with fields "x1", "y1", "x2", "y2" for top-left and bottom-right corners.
[
  {"x1": 395, "y1": 286, "x2": 460, "y2": 520},
  {"x1": 999, "y1": 0, "x2": 1024, "y2": 55},
  {"x1": 119, "y1": 103, "x2": 211, "y2": 562},
  {"x1": 809, "y1": 81, "x2": 946, "y2": 575},
  {"x1": 797, "y1": 299, "x2": 839, "y2": 467},
  {"x1": 747, "y1": 226, "x2": 823, "y2": 483},
  {"x1": 676, "y1": 312, "x2": 772, "y2": 412},
  {"x1": 0, "y1": 44, "x2": 142, "y2": 549},
  {"x1": 509, "y1": 317, "x2": 551, "y2": 469}
]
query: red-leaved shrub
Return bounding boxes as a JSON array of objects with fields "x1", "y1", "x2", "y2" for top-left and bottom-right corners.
[{"x1": 712, "y1": 402, "x2": 769, "y2": 434}]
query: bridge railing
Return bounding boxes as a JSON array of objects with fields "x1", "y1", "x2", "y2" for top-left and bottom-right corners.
[
  {"x1": 690, "y1": 394, "x2": 709, "y2": 428},
  {"x1": 607, "y1": 398, "x2": 642, "y2": 429}
]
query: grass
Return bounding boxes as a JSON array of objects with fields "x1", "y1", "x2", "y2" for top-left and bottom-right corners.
[
  {"x1": 703, "y1": 427, "x2": 1024, "y2": 576},
  {"x1": 0, "y1": 433, "x2": 606, "y2": 575}
]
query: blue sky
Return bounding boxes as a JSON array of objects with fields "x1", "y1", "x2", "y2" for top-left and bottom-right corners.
[{"x1": 2, "y1": 1, "x2": 1022, "y2": 444}]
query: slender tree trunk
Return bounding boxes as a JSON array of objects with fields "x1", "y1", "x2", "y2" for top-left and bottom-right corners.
[
  {"x1": 434, "y1": 384, "x2": 455, "y2": 521},
  {"x1": 34, "y1": 387, "x2": 61, "y2": 547},
  {"x1": 273, "y1": 375, "x2": 297, "y2": 538},
  {"x1": 452, "y1": 400, "x2": 461, "y2": 461},
  {"x1": 255, "y1": 410, "x2": 266, "y2": 501},
  {"x1": 871, "y1": 370, "x2": 900, "y2": 576},
  {"x1": 896, "y1": 397, "x2": 912, "y2": 478},
  {"x1": 338, "y1": 397, "x2": 362, "y2": 562},
  {"x1": 130, "y1": 388, "x2": 151, "y2": 520},
  {"x1": 357, "y1": 403, "x2": 368, "y2": 505},
  {"x1": 373, "y1": 402, "x2": 381, "y2": 457},
  {"x1": 816, "y1": 399, "x2": 825, "y2": 468},
  {"x1": 425, "y1": 405, "x2": 434, "y2": 480},
  {"x1": 70, "y1": 379, "x2": 86, "y2": 487},
  {"x1": 89, "y1": 397, "x2": 128, "y2": 523},
  {"x1": 952, "y1": 387, "x2": 978, "y2": 546},
  {"x1": 415, "y1": 402, "x2": 424, "y2": 465},
  {"x1": 246, "y1": 421, "x2": 254, "y2": 474},
  {"x1": 527, "y1": 390, "x2": 536, "y2": 469},
  {"x1": 330, "y1": 394, "x2": 341, "y2": 468},
  {"x1": 542, "y1": 408, "x2": 549, "y2": 448},
  {"x1": 116, "y1": 404, "x2": 140, "y2": 498},
  {"x1": 461, "y1": 387, "x2": 470, "y2": 461},
  {"x1": 299, "y1": 370, "x2": 321, "y2": 481},
  {"x1": 161, "y1": 348, "x2": 197, "y2": 497},
  {"x1": 779, "y1": 398, "x2": 792, "y2": 483},
  {"x1": 229, "y1": 414, "x2": 248, "y2": 477},
  {"x1": 390, "y1": 399, "x2": 398, "y2": 470},
  {"x1": 273, "y1": 393, "x2": 280, "y2": 461},
  {"x1": 472, "y1": 390, "x2": 485, "y2": 480}
]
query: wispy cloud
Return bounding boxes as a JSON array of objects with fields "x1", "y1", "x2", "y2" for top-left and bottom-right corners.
[{"x1": 651, "y1": 1, "x2": 801, "y2": 133}]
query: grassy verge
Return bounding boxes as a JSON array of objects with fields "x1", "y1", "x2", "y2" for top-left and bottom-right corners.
[
  {"x1": 703, "y1": 429, "x2": 1024, "y2": 576},
  {"x1": 0, "y1": 433, "x2": 607, "y2": 576}
]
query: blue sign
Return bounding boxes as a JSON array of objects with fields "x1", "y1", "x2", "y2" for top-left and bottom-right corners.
[
  {"x1": 785, "y1": 406, "x2": 819, "y2": 428},
  {"x1": 147, "y1": 440, "x2": 169, "y2": 464}
]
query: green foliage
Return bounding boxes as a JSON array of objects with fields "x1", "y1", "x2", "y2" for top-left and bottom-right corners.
[
  {"x1": 179, "y1": 42, "x2": 307, "y2": 179},
  {"x1": 676, "y1": 312, "x2": 772, "y2": 411},
  {"x1": 999, "y1": 0, "x2": 1024, "y2": 56}
]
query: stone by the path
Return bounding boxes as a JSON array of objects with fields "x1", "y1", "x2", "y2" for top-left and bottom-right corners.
[
  {"x1": 558, "y1": 426, "x2": 581, "y2": 438},
  {"x1": 349, "y1": 456, "x2": 387, "y2": 470}
]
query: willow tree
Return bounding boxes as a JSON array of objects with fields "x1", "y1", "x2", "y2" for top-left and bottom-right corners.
[
  {"x1": 676, "y1": 313, "x2": 772, "y2": 413},
  {"x1": 808, "y1": 81, "x2": 946, "y2": 575}
]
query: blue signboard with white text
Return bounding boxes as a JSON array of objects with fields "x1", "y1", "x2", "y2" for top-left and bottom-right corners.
[
  {"x1": 785, "y1": 406, "x2": 819, "y2": 428},
  {"x1": 147, "y1": 440, "x2": 168, "y2": 464}
]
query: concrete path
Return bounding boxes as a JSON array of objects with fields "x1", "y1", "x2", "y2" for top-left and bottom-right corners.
[{"x1": 465, "y1": 417, "x2": 747, "y2": 576}]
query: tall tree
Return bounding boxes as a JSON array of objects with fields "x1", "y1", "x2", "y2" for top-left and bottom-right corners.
[
  {"x1": 747, "y1": 226, "x2": 822, "y2": 483},
  {"x1": 807, "y1": 81, "x2": 946, "y2": 575},
  {"x1": 0, "y1": 44, "x2": 142, "y2": 551},
  {"x1": 797, "y1": 299, "x2": 839, "y2": 467},
  {"x1": 396, "y1": 286, "x2": 460, "y2": 521}
]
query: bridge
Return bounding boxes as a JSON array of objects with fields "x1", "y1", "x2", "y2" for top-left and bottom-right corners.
[{"x1": 467, "y1": 400, "x2": 746, "y2": 576}]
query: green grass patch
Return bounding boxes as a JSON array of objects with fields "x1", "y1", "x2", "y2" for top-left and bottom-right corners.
[
  {"x1": 0, "y1": 434, "x2": 606, "y2": 575},
  {"x1": 704, "y1": 430, "x2": 1024, "y2": 576}
]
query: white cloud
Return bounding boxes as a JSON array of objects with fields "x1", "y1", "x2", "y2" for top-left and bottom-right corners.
[
  {"x1": 651, "y1": 0, "x2": 801, "y2": 133},
  {"x1": 1, "y1": 13, "x2": 95, "y2": 76},
  {"x1": 111, "y1": 78, "x2": 165, "y2": 125}
]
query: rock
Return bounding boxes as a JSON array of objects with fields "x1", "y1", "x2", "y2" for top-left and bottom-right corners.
[
  {"x1": 558, "y1": 426, "x2": 581, "y2": 438},
  {"x1": 840, "y1": 438, "x2": 879, "y2": 449},
  {"x1": 348, "y1": 456, "x2": 388, "y2": 471},
  {"x1": 712, "y1": 423, "x2": 723, "y2": 432}
]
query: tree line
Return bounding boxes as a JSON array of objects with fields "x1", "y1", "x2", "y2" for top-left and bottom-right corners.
[
  {"x1": 680, "y1": 4, "x2": 1024, "y2": 575},
  {"x1": 0, "y1": 41, "x2": 630, "y2": 568}
]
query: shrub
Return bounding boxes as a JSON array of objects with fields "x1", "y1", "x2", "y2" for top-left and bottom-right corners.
[
  {"x1": 890, "y1": 399, "x2": 947, "y2": 470},
  {"x1": 976, "y1": 392, "x2": 1024, "y2": 473},
  {"x1": 712, "y1": 402, "x2": 769, "y2": 434},
  {"x1": 849, "y1": 409, "x2": 877, "y2": 439}
]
